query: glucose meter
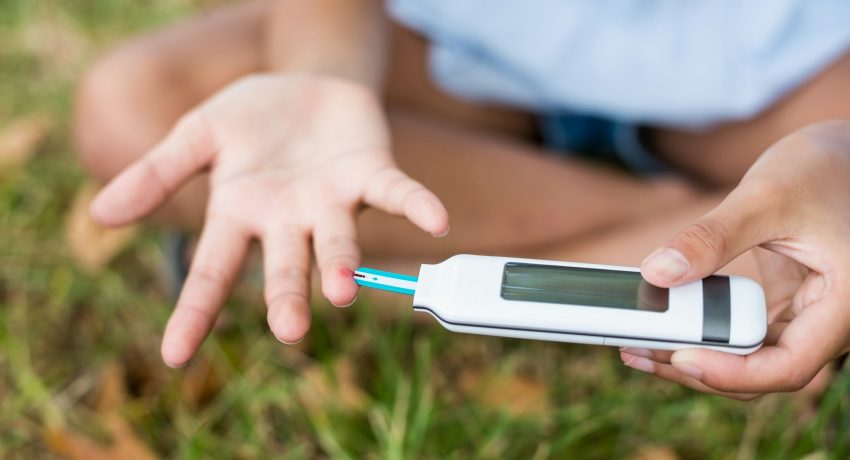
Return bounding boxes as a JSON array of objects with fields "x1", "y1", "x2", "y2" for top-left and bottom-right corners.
[{"x1": 354, "y1": 254, "x2": 766, "y2": 355}]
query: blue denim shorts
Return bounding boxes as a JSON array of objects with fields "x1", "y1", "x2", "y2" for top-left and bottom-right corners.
[{"x1": 539, "y1": 113, "x2": 669, "y2": 177}]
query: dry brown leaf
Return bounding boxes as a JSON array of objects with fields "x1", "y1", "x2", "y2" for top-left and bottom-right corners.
[
  {"x1": 93, "y1": 362, "x2": 126, "y2": 412},
  {"x1": 179, "y1": 355, "x2": 222, "y2": 410},
  {"x1": 65, "y1": 182, "x2": 137, "y2": 273},
  {"x1": 45, "y1": 363, "x2": 158, "y2": 460},
  {"x1": 297, "y1": 358, "x2": 368, "y2": 415},
  {"x1": 0, "y1": 115, "x2": 52, "y2": 172},
  {"x1": 459, "y1": 368, "x2": 550, "y2": 417},
  {"x1": 46, "y1": 414, "x2": 158, "y2": 460},
  {"x1": 627, "y1": 445, "x2": 679, "y2": 460}
]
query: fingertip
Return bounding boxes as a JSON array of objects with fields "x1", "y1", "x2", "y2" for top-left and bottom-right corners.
[
  {"x1": 431, "y1": 224, "x2": 450, "y2": 238},
  {"x1": 620, "y1": 347, "x2": 653, "y2": 358},
  {"x1": 621, "y1": 353, "x2": 655, "y2": 373},
  {"x1": 406, "y1": 191, "x2": 450, "y2": 237},
  {"x1": 89, "y1": 186, "x2": 118, "y2": 226},
  {"x1": 670, "y1": 349, "x2": 707, "y2": 381},
  {"x1": 160, "y1": 336, "x2": 191, "y2": 369},
  {"x1": 160, "y1": 309, "x2": 209, "y2": 369},
  {"x1": 162, "y1": 355, "x2": 188, "y2": 369},
  {"x1": 428, "y1": 205, "x2": 450, "y2": 237},
  {"x1": 640, "y1": 247, "x2": 691, "y2": 287},
  {"x1": 268, "y1": 301, "x2": 311, "y2": 344},
  {"x1": 271, "y1": 327, "x2": 308, "y2": 345},
  {"x1": 88, "y1": 176, "x2": 142, "y2": 227},
  {"x1": 639, "y1": 270, "x2": 673, "y2": 288},
  {"x1": 322, "y1": 266, "x2": 359, "y2": 307}
]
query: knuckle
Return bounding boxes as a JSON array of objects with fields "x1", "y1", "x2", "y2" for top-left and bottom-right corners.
[
  {"x1": 172, "y1": 111, "x2": 204, "y2": 139},
  {"x1": 739, "y1": 179, "x2": 792, "y2": 224},
  {"x1": 741, "y1": 179, "x2": 785, "y2": 203},
  {"x1": 791, "y1": 121, "x2": 848, "y2": 159},
  {"x1": 270, "y1": 266, "x2": 309, "y2": 283},
  {"x1": 265, "y1": 267, "x2": 309, "y2": 304},
  {"x1": 322, "y1": 254, "x2": 359, "y2": 272},
  {"x1": 267, "y1": 290, "x2": 307, "y2": 307},
  {"x1": 174, "y1": 303, "x2": 216, "y2": 324},
  {"x1": 374, "y1": 166, "x2": 404, "y2": 187},
  {"x1": 675, "y1": 372, "x2": 692, "y2": 387},
  {"x1": 680, "y1": 218, "x2": 729, "y2": 257},
  {"x1": 785, "y1": 367, "x2": 814, "y2": 392},
  {"x1": 191, "y1": 264, "x2": 233, "y2": 287},
  {"x1": 176, "y1": 112, "x2": 212, "y2": 151},
  {"x1": 399, "y1": 183, "x2": 427, "y2": 207},
  {"x1": 140, "y1": 159, "x2": 171, "y2": 198},
  {"x1": 386, "y1": 176, "x2": 412, "y2": 201},
  {"x1": 317, "y1": 235, "x2": 358, "y2": 258},
  {"x1": 371, "y1": 167, "x2": 417, "y2": 211}
]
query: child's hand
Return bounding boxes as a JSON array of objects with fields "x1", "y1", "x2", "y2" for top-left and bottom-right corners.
[
  {"x1": 625, "y1": 120, "x2": 850, "y2": 399},
  {"x1": 90, "y1": 74, "x2": 449, "y2": 367}
]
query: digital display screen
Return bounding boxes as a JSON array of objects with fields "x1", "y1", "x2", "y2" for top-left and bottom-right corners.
[{"x1": 500, "y1": 262, "x2": 668, "y2": 312}]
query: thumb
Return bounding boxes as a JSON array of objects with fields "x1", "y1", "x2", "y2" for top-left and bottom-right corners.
[
  {"x1": 90, "y1": 112, "x2": 215, "y2": 226},
  {"x1": 640, "y1": 188, "x2": 773, "y2": 287}
]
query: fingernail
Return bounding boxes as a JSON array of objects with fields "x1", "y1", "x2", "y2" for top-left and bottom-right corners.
[
  {"x1": 620, "y1": 347, "x2": 653, "y2": 358},
  {"x1": 164, "y1": 360, "x2": 187, "y2": 369},
  {"x1": 431, "y1": 226, "x2": 450, "y2": 238},
  {"x1": 338, "y1": 295, "x2": 357, "y2": 308},
  {"x1": 643, "y1": 248, "x2": 690, "y2": 283},
  {"x1": 622, "y1": 354, "x2": 655, "y2": 374},
  {"x1": 671, "y1": 353, "x2": 703, "y2": 380},
  {"x1": 279, "y1": 336, "x2": 305, "y2": 345}
]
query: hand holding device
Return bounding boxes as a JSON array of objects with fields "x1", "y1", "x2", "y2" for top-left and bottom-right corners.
[
  {"x1": 630, "y1": 120, "x2": 850, "y2": 399},
  {"x1": 90, "y1": 73, "x2": 449, "y2": 367}
]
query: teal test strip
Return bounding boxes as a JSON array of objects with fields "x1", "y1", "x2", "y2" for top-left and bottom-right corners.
[{"x1": 354, "y1": 267, "x2": 418, "y2": 296}]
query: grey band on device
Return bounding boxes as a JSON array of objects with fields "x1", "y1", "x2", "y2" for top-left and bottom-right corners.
[{"x1": 702, "y1": 276, "x2": 731, "y2": 343}]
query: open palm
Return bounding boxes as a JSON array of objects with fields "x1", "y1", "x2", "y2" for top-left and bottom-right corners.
[{"x1": 91, "y1": 74, "x2": 449, "y2": 367}]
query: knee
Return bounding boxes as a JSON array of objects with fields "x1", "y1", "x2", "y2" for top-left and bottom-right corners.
[{"x1": 73, "y1": 44, "x2": 179, "y2": 183}]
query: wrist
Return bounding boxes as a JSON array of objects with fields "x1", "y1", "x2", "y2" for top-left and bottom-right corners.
[
  {"x1": 263, "y1": 0, "x2": 386, "y2": 93},
  {"x1": 272, "y1": 56, "x2": 383, "y2": 93}
]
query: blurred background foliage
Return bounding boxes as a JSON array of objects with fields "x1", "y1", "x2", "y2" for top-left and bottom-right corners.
[{"x1": 0, "y1": 0, "x2": 848, "y2": 458}]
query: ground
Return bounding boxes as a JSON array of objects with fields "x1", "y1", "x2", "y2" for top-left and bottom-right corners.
[{"x1": 0, "y1": 0, "x2": 848, "y2": 458}]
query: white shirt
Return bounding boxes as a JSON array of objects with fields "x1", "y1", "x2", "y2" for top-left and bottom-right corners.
[{"x1": 389, "y1": 0, "x2": 850, "y2": 128}]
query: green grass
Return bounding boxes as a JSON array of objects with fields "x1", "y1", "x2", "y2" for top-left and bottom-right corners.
[{"x1": 1, "y1": 1, "x2": 849, "y2": 458}]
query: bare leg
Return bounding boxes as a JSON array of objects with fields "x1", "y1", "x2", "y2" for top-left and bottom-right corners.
[
  {"x1": 360, "y1": 112, "x2": 697, "y2": 258},
  {"x1": 73, "y1": 0, "x2": 694, "y2": 259}
]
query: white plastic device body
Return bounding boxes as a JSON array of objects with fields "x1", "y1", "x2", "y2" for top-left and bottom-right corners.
[{"x1": 411, "y1": 255, "x2": 767, "y2": 354}]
